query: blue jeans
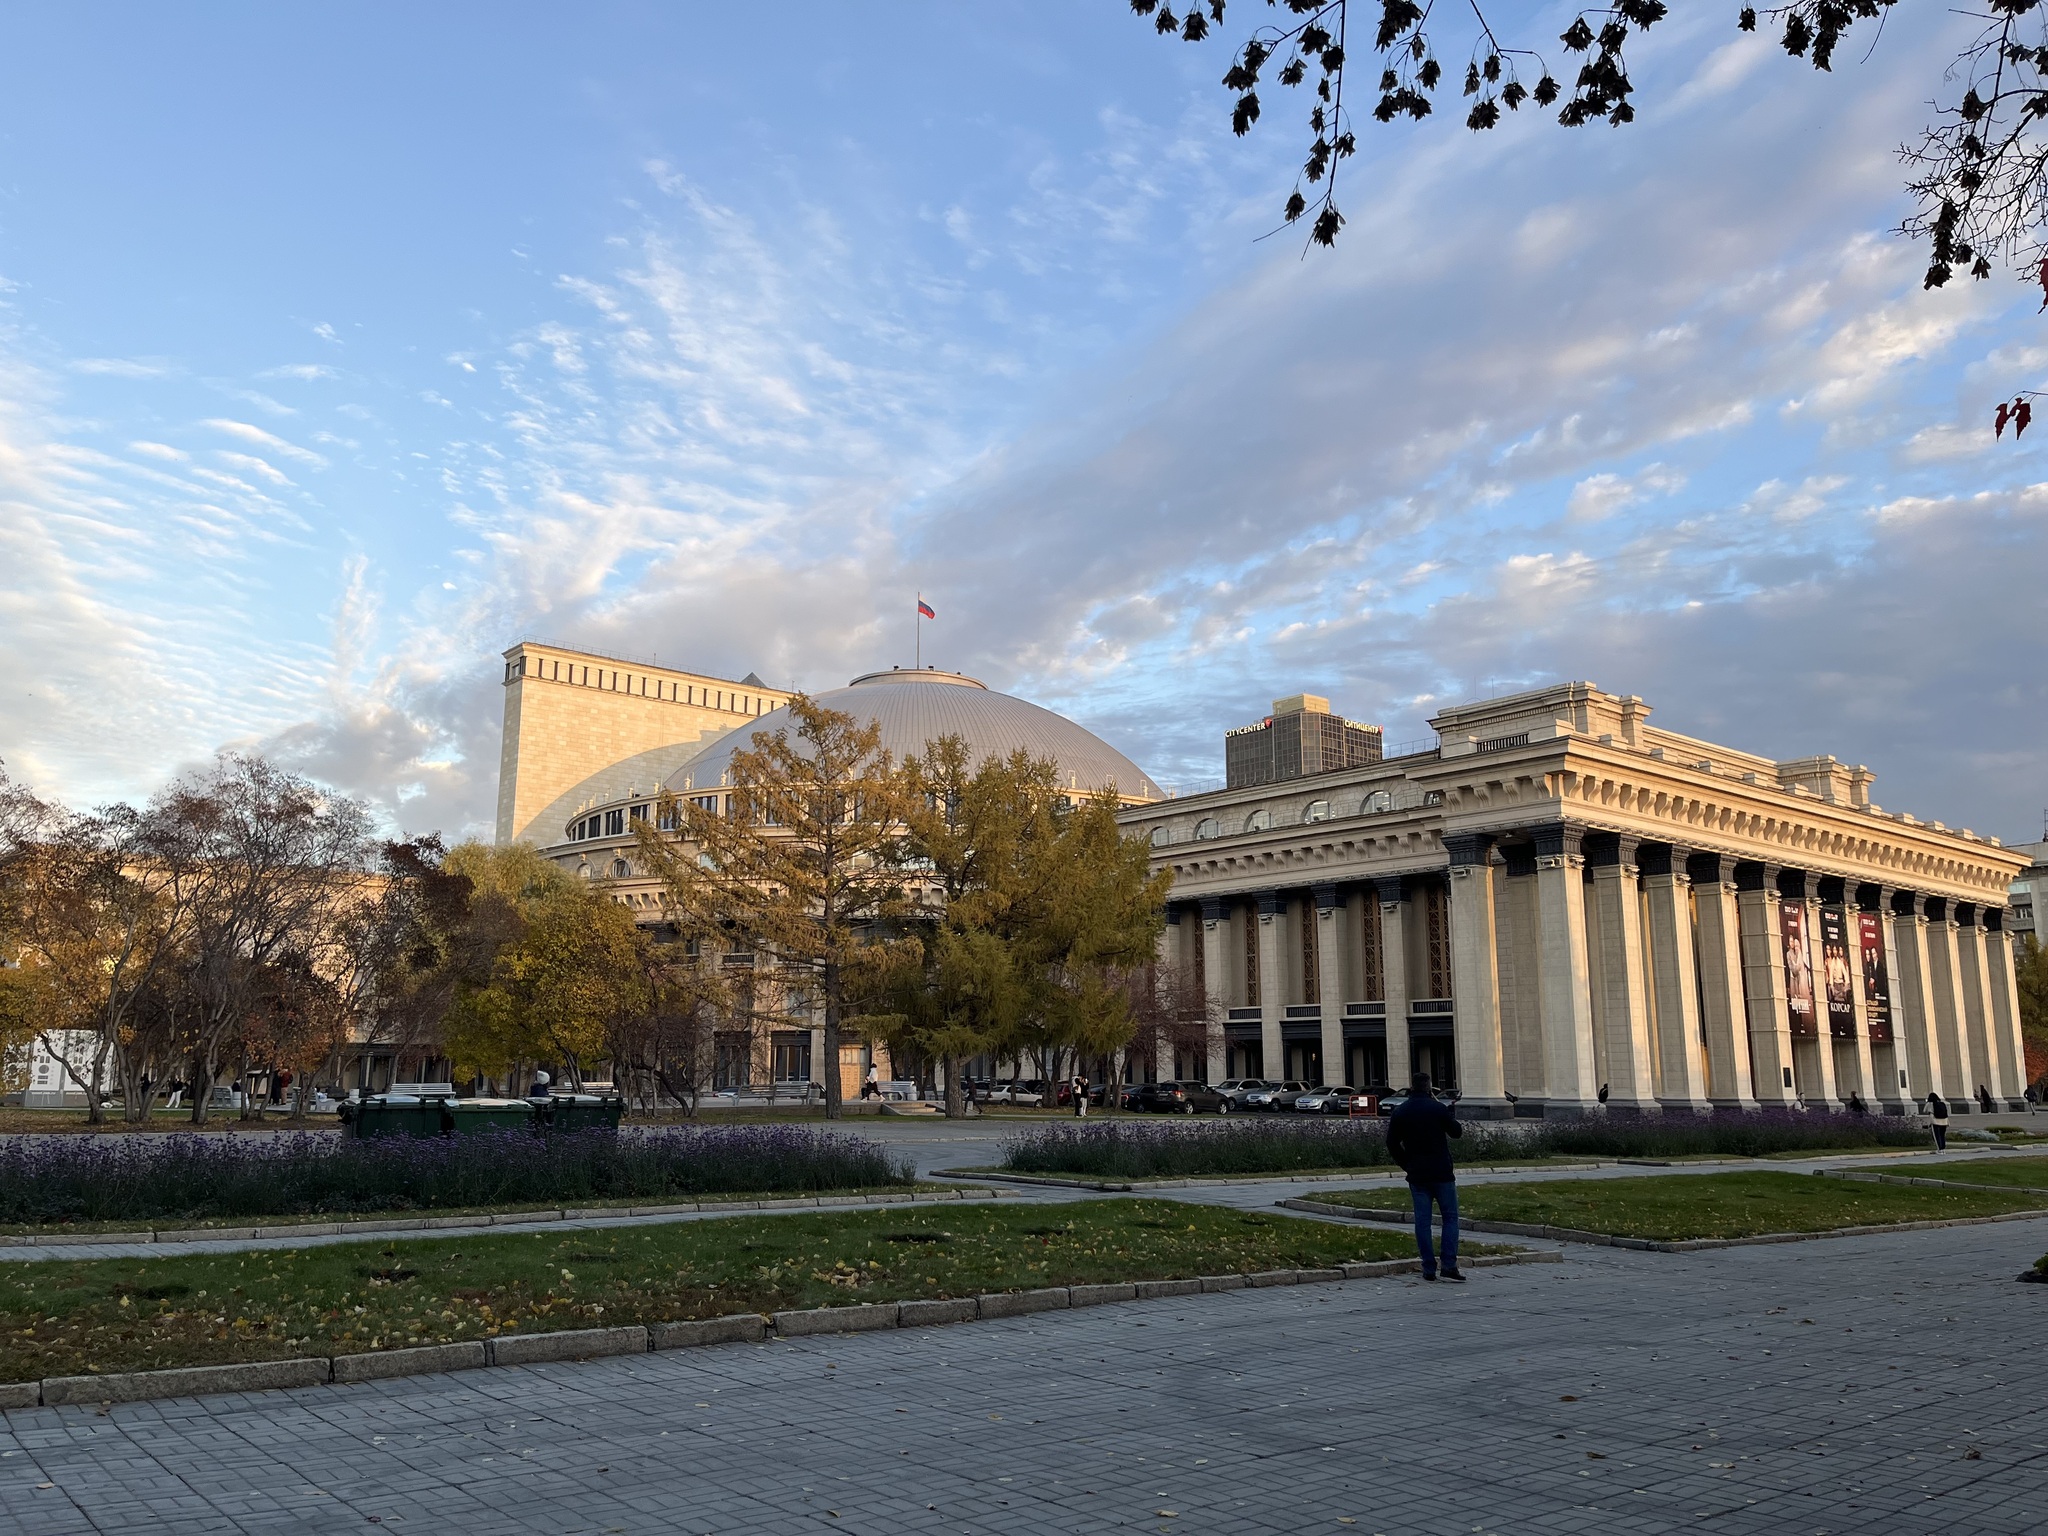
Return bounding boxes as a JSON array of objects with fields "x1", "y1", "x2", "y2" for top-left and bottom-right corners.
[{"x1": 1410, "y1": 1180, "x2": 1459, "y2": 1274}]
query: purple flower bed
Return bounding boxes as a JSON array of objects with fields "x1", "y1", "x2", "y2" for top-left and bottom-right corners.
[
  {"x1": 0, "y1": 1126, "x2": 913, "y2": 1227},
  {"x1": 1533, "y1": 1106, "x2": 1926, "y2": 1160}
]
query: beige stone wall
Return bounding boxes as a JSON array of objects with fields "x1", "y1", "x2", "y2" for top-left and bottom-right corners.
[{"x1": 495, "y1": 642, "x2": 792, "y2": 845}]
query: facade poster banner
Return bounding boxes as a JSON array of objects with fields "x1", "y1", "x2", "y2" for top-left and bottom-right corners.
[
  {"x1": 1780, "y1": 900, "x2": 1818, "y2": 1037},
  {"x1": 1858, "y1": 911, "x2": 1894, "y2": 1044},
  {"x1": 1818, "y1": 906, "x2": 1856, "y2": 1040}
]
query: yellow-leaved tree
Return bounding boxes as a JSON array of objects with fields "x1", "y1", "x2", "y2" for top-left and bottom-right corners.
[{"x1": 634, "y1": 694, "x2": 917, "y2": 1119}]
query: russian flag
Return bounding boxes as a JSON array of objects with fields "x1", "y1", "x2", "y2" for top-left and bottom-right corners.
[{"x1": 917, "y1": 599, "x2": 936, "y2": 619}]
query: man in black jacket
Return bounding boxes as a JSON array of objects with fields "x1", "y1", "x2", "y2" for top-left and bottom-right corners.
[{"x1": 1387, "y1": 1072, "x2": 1464, "y2": 1282}]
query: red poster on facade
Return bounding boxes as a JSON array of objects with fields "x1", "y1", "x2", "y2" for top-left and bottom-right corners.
[
  {"x1": 1781, "y1": 901, "x2": 1817, "y2": 1038},
  {"x1": 1858, "y1": 911, "x2": 1894, "y2": 1045}
]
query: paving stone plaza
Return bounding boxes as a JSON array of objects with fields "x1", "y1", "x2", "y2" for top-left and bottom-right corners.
[{"x1": 4, "y1": 1151, "x2": 2045, "y2": 1536}]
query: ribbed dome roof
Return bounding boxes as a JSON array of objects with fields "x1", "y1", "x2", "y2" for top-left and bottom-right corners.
[{"x1": 667, "y1": 669, "x2": 1161, "y2": 802}]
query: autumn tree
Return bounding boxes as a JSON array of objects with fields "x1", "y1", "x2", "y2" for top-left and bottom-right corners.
[
  {"x1": 2018, "y1": 931, "x2": 2048, "y2": 1087},
  {"x1": 436, "y1": 841, "x2": 650, "y2": 1091},
  {"x1": 634, "y1": 694, "x2": 918, "y2": 1120}
]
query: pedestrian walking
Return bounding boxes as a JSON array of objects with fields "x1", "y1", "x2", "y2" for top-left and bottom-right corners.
[
  {"x1": 863, "y1": 1063, "x2": 880, "y2": 1101},
  {"x1": 1977, "y1": 1083, "x2": 1995, "y2": 1114},
  {"x1": 1387, "y1": 1071, "x2": 1464, "y2": 1282},
  {"x1": 1072, "y1": 1073, "x2": 1089, "y2": 1118},
  {"x1": 1926, "y1": 1090, "x2": 1950, "y2": 1152}
]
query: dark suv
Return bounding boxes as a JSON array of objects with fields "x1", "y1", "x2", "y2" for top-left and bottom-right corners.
[{"x1": 1133, "y1": 1080, "x2": 1230, "y2": 1115}]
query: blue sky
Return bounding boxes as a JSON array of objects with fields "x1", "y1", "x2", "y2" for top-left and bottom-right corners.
[{"x1": 1, "y1": 3, "x2": 2043, "y2": 844}]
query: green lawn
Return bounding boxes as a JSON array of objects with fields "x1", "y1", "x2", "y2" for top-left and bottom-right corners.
[
  {"x1": 0, "y1": 1184, "x2": 969, "y2": 1239},
  {"x1": 1318, "y1": 1171, "x2": 2048, "y2": 1241},
  {"x1": 0, "y1": 1198, "x2": 1426, "y2": 1383},
  {"x1": 1886, "y1": 1155, "x2": 2048, "y2": 1189}
]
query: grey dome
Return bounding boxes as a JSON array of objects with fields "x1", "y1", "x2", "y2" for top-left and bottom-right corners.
[{"x1": 667, "y1": 669, "x2": 1161, "y2": 802}]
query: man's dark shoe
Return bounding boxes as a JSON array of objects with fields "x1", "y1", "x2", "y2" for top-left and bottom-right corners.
[
  {"x1": 1440, "y1": 1268, "x2": 1467, "y2": 1282},
  {"x1": 1422, "y1": 1270, "x2": 1438, "y2": 1282}
]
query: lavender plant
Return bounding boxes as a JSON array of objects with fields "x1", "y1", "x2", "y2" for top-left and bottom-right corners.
[{"x1": 0, "y1": 1126, "x2": 912, "y2": 1227}]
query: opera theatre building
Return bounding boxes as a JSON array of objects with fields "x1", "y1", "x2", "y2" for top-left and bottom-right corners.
[{"x1": 498, "y1": 640, "x2": 2032, "y2": 1116}]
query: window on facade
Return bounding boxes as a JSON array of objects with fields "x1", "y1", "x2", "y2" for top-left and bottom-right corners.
[
  {"x1": 1303, "y1": 800, "x2": 1331, "y2": 823},
  {"x1": 1150, "y1": 826, "x2": 1171, "y2": 847},
  {"x1": 1362, "y1": 790, "x2": 1394, "y2": 815},
  {"x1": 629, "y1": 803, "x2": 647, "y2": 822},
  {"x1": 1424, "y1": 884, "x2": 1452, "y2": 998},
  {"x1": 604, "y1": 808, "x2": 625, "y2": 837},
  {"x1": 1423, "y1": 789, "x2": 1445, "y2": 807},
  {"x1": 1302, "y1": 901, "x2": 1320, "y2": 1004},
  {"x1": 692, "y1": 794, "x2": 720, "y2": 815},
  {"x1": 1194, "y1": 817, "x2": 1219, "y2": 840},
  {"x1": 1244, "y1": 809, "x2": 1272, "y2": 833},
  {"x1": 1244, "y1": 906, "x2": 1261, "y2": 1008},
  {"x1": 612, "y1": 858, "x2": 630, "y2": 879}
]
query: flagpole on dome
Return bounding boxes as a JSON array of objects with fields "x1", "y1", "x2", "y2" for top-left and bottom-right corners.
[{"x1": 916, "y1": 594, "x2": 935, "y2": 668}]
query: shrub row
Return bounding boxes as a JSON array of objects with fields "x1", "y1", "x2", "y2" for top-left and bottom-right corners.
[
  {"x1": 0, "y1": 1127, "x2": 914, "y2": 1227},
  {"x1": 1001, "y1": 1108, "x2": 1929, "y2": 1180}
]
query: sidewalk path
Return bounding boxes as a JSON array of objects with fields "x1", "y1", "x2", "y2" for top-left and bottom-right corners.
[{"x1": 4, "y1": 1217, "x2": 2044, "y2": 1534}]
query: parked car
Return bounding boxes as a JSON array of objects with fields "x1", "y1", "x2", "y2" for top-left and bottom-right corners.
[
  {"x1": 1119, "y1": 1081, "x2": 1148, "y2": 1111},
  {"x1": 1008, "y1": 1079, "x2": 1047, "y2": 1107},
  {"x1": 1375, "y1": 1087, "x2": 1459, "y2": 1116},
  {"x1": 1292, "y1": 1084, "x2": 1360, "y2": 1113},
  {"x1": 1240, "y1": 1079, "x2": 1313, "y2": 1112},
  {"x1": 1216, "y1": 1078, "x2": 1275, "y2": 1106},
  {"x1": 1133, "y1": 1080, "x2": 1230, "y2": 1114},
  {"x1": 1318, "y1": 1087, "x2": 1378, "y2": 1116}
]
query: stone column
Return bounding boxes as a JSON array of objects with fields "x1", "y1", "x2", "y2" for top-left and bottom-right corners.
[
  {"x1": 1734, "y1": 861, "x2": 1799, "y2": 1106},
  {"x1": 1199, "y1": 896, "x2": 1229, "y2": 1084},
  {"x1": 1585, "y1": 832, "x2": 1658, "y2": 1112},
  {"x1": 1890, "y1": 892, "x2": 1942, "y2": 1100},
  {"x1": 1924, "y1": 898, "x2": 1976, "y2": 1108},
  {"x1": 1640, "y1": 843, "x2": 1710, "y2": 1112},
  {"x1": 1501, "y1": 843, "x2": 1546, "y2": 1099},
  {"x1": 1256, "y1": 891, "x2": 1287, "y2": 1082},
  {"x1": 1313, "y1": 882, "x2": 1346, "y2": 1087},
  {"x1": 1790, "y1": 874, "x2": 1841, "y2": 1108},
  {"x1": 1531, "y1": 823, "x2": 1599, "y2": 1115},
  {"x1": 1984, "y1": 911, "x2": 2030, "y2": 1108},
  {"x1": 1835, "y1": 886, "x2": 1879, "y2": 1109},
  {"x1": 1374, "y1": 876, "x2": 1411, "y2": 1090},
  {"x1": 1687, "y1": 852, "x2": 1758, "y2": 1109},
  {"x1": 1956, "y1": 907, "x2": 2007, "y2": 1107},
  {"x1": 1157, "y1": 910, "x2": 1180, "y2": 1083},
  {"x1": 1445, "y1": 832, "x2": 1506, "y2": 1113}
]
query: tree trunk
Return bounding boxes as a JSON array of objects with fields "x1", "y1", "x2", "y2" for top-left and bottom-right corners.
[
  {"x1": 943, "y1": 1052, "x2": 965, "y2": 1119},
  {"x1": 822, "y1": 958, "x2": 843, "y2": 1120}
]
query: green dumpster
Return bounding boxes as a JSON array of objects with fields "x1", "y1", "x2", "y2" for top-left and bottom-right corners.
[
  {"x1": 536, "y1": 1093, "x2": 625, "y2": 1133},
  {"x1": 342, "y1": 1093, "x2": 448, "y2": 1138},
  {"x1": 445, "y1": 1098, "x2": 540, "y2": 1134}
]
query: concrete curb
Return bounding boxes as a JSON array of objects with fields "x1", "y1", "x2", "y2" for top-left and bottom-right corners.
[
  {"x1": 1818, "y1": 1168, "x2": 2048, "y2": 1196},
  {"x1": 931, "y1": 1162, "x2": 1612, "y2": 1193},
  {"x1": 1281, "y1": 1195, "x2": 2048, "y2": 1252},
  {"x1": 0, "y1": 1187, "x2": 1012, "y2": 1250},
  {"x1": 0, "y1": 1251, "x2": 1563, "y2": 1410}
]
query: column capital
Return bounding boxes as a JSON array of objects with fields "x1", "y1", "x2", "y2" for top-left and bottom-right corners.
[
  {"x1": 1365, "y1": 874, "x2": 1405, "y2": 908},
  {"x1": 1890, "y1": 888, "x2": 1927, "y2": 919},
  {"x1": 1255, "y1": 890, "x2": 1284, "y2": 919},
  {"x1": 1686, "y1": 850, "x2": 1732, "y2": 886},
  {"x1": 1164, "y1": 904, "x2": 1183, "y2": 926},
  {"x1": 1854, "y1": 882, "x2": 1891, "y2": 911},
  {"x1": 1732, "y1": 859, "x2": 1780, "y2": 893},
  {"x1": 1582, "y1": 830, "x2": 1640, "y2": 869},
  {"x1": 1775, "y1": 867, "x2": 1811, "y2": 901},
  {"x1": 1984, "y1": 906, "x2": 2009, "y2": 933},
  {"x1": 1815, "y1": 874, "x2": 1848, "y2": 906},
  {"x1": 1954, "y1": 902, "x2": 1980, "y2": 928},
  {"x1": 1443, "y1": 830, "x2": 1497, "y2": 867},
  {"x1": 1199, "y1": 896, "x2": 1227, "y2": 924},
  {"x1": 1528, "y1": 821, "x2": 1584, "y2": 859},
  {"x1": 1501, "y1": 842, "x2": 1538, "y2": 879},
  {"x1": 1311, "y1": 881, "x2": 1341, "y2": 913},
  {"x1": 1924, "y1": 895, "x2": 1951, "y2": 923},
  {"x1": 1637, "y1": 842, "x2": 1687, "y2": 878}
]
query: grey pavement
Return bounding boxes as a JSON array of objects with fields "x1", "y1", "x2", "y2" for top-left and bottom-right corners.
[{"x1": 7, "y1": 1217, "x2": 2048, "y2": 1534}]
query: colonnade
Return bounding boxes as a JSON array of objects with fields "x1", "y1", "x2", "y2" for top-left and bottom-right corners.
[{"x1": 1163, "y1": 821, "x2": 2030, "y2": 1116}]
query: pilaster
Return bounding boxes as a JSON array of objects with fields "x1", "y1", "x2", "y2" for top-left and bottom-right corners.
[
  {"x1": 1734, "y1": 861, "x2": 1798, "y2": 1106},
  {"x1": 1256, "y1": 891, "x2": 1287, "y2": 1083},
  {"x1": 1374, "y1": 876, "x2": 1411, "y2": 1090},
  {"x1": 1984, "y1": 911, "x2": 2030, "y2": 1108},
  {"x1": 1640, "y1": 843, "x2": 1709, "y2": 1112},
  {"x1": 1313, "y1": 882, "x2": 1346, "y2": 1087},
  {"x1": 1531, "y1": 823, "x2": 1599, "y2": 1114},
  {"x1": 1890, "y1": 892, "x2": 1943, "y2": 1100},
  {"x1": 1199, "y1": 896, "x2": 1229, "y2": 1084},
  {"x1": 1501, "y1": 842, "x2": 1546, "y2": 1098},
  {"x1": 1585, "y1": 832, "x2": 1658, "y2": 1111},
  {"x1": 1445, "y1": 832, "x2": 1506, "y2": 1111},
  {"x1": 1955, "y1": 907, "x2": 2004, "y2": 1105},
  {"x1": 1687, "y1": 852, "x2": 1758, "y2": 1109},
  {"x1": 1924, "y1": 898, "x2": 1976, "y2": 1107}
]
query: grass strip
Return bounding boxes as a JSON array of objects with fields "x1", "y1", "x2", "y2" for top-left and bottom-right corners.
[
  {"x1": 0, "y1": 1198, "x2": 1446, "y2": 1382},
  {"x1": 0, "y1": 1184, "x2": 974, "y2": 1239},
  {"x1": 1879, "y1": 1155, "x2": 2048, "y2": 1189},
  {"x1": 1315, "y1": 1170, "x2": 2048, "y2": 1241}
]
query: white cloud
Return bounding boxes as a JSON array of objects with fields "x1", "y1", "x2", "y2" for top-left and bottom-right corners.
[{"x1": 200, "y1": 418, "x2": 329, "y2": 469}]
